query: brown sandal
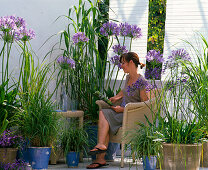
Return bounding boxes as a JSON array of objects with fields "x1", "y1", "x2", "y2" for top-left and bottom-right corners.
[{"x1": 86, "y1": 162, "x2": 108, "y2": 169}]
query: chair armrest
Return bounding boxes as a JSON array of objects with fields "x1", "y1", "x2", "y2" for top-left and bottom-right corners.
[
  {"x1": 96, "y1": 100, "x2": 111, "y2": 110},
  {"x1": 96, "y1": 98, "x2": 123, "y2": 110},
  {"x1": 122, "y1": 99, "x2": 156, "y2": 136}
]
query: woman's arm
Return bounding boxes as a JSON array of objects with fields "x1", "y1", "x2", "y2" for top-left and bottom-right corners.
[
  {"x1": 110, "y1": 105, "x2": 124, "y2": 113},
  {"x1": 140, "y1": 89, "x2": 149, "y2": 102},
  {"x1": 109, "y1": 90, "x2": 123, "y2": 103}
]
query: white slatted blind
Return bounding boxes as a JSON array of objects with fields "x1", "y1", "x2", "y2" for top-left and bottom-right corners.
[
  {"x1": 162, "y1": 0, "x2": 208, "y2": 80},
  {"x1": 109, "y1": 0, "x2": 149, "y2": 79}
]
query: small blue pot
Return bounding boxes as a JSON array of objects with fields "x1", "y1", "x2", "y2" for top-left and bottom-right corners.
[
  {"x1": 28, "y1": 147, "x2": 51, "y2": 169},
  {"x1": 66, "y1": 152, "x2": 80, "y2": 167},
  {"x1": 142, "y1": 156, "x2": 157, "y2": 170}
]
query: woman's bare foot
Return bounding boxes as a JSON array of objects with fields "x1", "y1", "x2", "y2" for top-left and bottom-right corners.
[{"x1": 90, "y1": 144, "x2": 107, "y2": 152}]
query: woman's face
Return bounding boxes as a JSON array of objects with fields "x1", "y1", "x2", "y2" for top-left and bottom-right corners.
[{"x1": 121, "y1": 58, "x2": 130, "y2": 73}]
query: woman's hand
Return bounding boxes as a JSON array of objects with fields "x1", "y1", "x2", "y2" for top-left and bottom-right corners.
[
  {"x1": 109, "y1": 96, "x2": 119, "y2": 103},
  {"x1": 111, "y1": 106, "x2": 124, "y2": 113},
  {"x1": 109, "y1": 90, "x2": 123, "y2": 103}
]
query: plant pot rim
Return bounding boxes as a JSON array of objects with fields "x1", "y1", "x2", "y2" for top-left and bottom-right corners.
[
  {"x1": 162, "y1": 143, "x2": 202, "y2": 146},
  {"x1": 28, "y1": 146, "x2": 52, "y2": 149},
  {"x1": 0, "y1": 147, "x2": 18, "y2": 150}
]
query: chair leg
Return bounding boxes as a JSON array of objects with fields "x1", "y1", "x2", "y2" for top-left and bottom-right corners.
[
  {"x1": 132, "y1": 152, "x2": 135, "y2": 163},
  {"x1": 121, "y1": 143, "x2": 125, "y2": 168},
  {"x1": 131, "y1": 145, "x2": 135, "y2": 163}
]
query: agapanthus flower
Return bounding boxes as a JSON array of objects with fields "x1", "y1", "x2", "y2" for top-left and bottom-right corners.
[
  {"x1": 72, "y1": 32, "x2": 89, "y2": 44},
  {"x1": 110, "y1": 55, "x2": 121, "y2": 69},
  {"x1": 57, "y1": 56, "x2": 75, "y2": 69},
  {"x1": 168, "y1": 48, "x2": 191, "y2": 62},
  {"x1": 145, "y1": 67, "x2": 162, "y2": 80},
  {"x1": 162, "y1": 49, "x2": 190, "y2": 73},
  {"x1": 112, "y1": 44, "x2": 128, "y2": 55},
  {"x1": 119, "y1": 22, "x2": 142, "y2": 39},
  {"x1": 0, "y1": 160, "x2": 28, "y2": 170},
  {"x1": 100, "y1": 21, "x2": 120, "y2": 37},
  {"x1": 165, "y1": 75, "x2": 188, "y2": 91},
  {"x1": 17, "y1": 28, "x2": 35, "y2": 41},
  {"x1": 0, "y1": 130, "x2": 24, "y2": 148},
  {"x1": 0, "y1": 15, "x2": 35, "y2": 42},
  {"x1": 146, "y1": 50, "x2": 164, "y2": 63},
  {"x1": 126, "y1": 77, "x2": 149, "y2": 96}
]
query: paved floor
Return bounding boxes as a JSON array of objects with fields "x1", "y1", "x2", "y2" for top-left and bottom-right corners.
[
  {"x1": 48, "y1": 158, "x2": 146, "y2": 170},
  {"x1": 48, "y1": 158, "x2": 208, "y2": 170}
]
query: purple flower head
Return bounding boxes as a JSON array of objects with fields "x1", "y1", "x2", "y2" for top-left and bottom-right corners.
[
  {"x1": 0, "y1": 15, "x2": 17, "y2": 32},
  {"x1": 119, "y1": 22, "x2": 131, "y2": 37},
  {"x1": 110, "y1": 55, "x2": 121, "y2": 69},
  {"x1": 17, "y1": 27, "x2": 35, "y2": 41},
  {"x1": 119, "y1": 22, "x2": 142, "y2": 39},
  {"x1": 168, "y1": 48, "x2": 191, "y2": 62},
  {"x1": 0, "y1": 15, "x2": 35, "y2": 42},
  {"x1": 100, "y1": 21, "x2": 120, "y2": 37},
  {"x1": 112, "y1": 44, "x2": 128, "y2": 55},
  {"x1": 72, "y1": 32, "x2": 89, "y2": 44},
  {"x1": 126, "y1": 77, "x2": 149, "y2": 96},
  {"x1": 0, "y1": 130, "x2": 24, "y2": 148},
  {"x1": 146, "y1": 50, "x2": 164, "y2": 63},
  {"x1": 0, "y1": 159, "x2": 28, "y2": 170},
  {"x1": 162, "y1": 49, "x2": 190, "y2": 74},
  {"x1": 57, "y1": 56, "x2": 75, "y2": 69},
  {"x1": 129, "y1": 24, "x2": 142, "y2": 39},
  {"x1": 145, "y1": 67, "x2": 162, "y2": 80}
]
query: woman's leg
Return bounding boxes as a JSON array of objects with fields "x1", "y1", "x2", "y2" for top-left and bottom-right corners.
[{"x1": 87, "y1": 111, "x2": 110, "y2": 168}]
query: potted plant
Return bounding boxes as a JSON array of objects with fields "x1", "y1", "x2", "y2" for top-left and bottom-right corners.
[
  {"x1": 0, "y1": 129, "x2": 24, "y2": 164},
  {"x1": 16, "y1": 62, "x2": 60, "y2": 170},
  {"x1": 60, "y1": 121, "x2": 88, "y2": 167},
  {"x1": 127, "y1": 120, "x2": 163, "y2": 170},
  {"x1": 156, "y1": 48, "x2": 206, "y2": 170},
  {"x1": 178, "y1": 34, "x2": 208, "y2": 167}
]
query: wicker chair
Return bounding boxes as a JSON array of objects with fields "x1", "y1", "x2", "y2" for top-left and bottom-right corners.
[{"x1": 96, "y1": 91, "x2": 158, "y2": 168}]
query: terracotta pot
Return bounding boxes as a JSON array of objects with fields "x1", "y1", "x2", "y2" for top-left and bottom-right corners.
[
  {"x1": 0, "y1": 148, "x2": 18, "y2": 164},
  {"x1": 200, "y1": 142, "x2": 208, "y2": 167},
  {"x1": 162, "y1": 143, "x2": 202, "y2": 170},
  {"x1": 50, "y1": 149, "x2": 64, "y2": 165}
]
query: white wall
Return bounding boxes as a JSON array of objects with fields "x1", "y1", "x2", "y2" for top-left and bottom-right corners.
[
  {"x1": 0, "y1": 0, "x2": 89, "y2": 78},
  {"x1": 162, "y1": 0, "x2": 208, "y2": 80},
  {"x1": 109, "y1": 0, "x2": 149, "y2": 79}
]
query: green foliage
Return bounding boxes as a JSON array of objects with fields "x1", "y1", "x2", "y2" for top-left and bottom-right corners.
[
  {"x1": 180, "y1": 33, "x2": 208, "y2": 133},
  {"x1": 158, "y1": 116, "x2": 205, "y2": 144},
  {"x1": 55, "y1": 0, "x2": 121, "y2": 124},
  {"x1": 61, "y1": 121, "x2": 88, "y2": 154},
  {"x1": 147, "y1": 0, "x2": 166, "y2": 73},
  {"x1": 154, "y1": 45, "x2": 206, "y2": 144},
  {"x1": 15, "y1": 62, "x2": 59, "y2": 147},
  {"x1": 147, "y1": 0, "x2": 166, "y2": 52},
  {"x1": 127, "y1": 120, "x2": 163, "y2": 158},
  {"x1": 0, "y1": 81, "x2": 19, "y2": 131}
]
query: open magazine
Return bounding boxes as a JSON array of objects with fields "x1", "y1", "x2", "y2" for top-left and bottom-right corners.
[{"x1": 94, "y1": 91, "x2": 114, "y2": 106}]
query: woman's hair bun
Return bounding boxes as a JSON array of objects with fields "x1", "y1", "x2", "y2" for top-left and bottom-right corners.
[{"x1": 140, "y1": 63, "x2": 146, "y2": 69}]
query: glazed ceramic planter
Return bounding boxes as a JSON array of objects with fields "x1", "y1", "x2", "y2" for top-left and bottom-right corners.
[
  {"x1": 66, "y1": 152, "x2": 80, "y2": 167},
  {"x1": 163, "y1": 143, "x2": 202, "y2": 170},
  {"x1": 0, "y1": 148, "x2": 18, "y2": 164},
  {"x1": 142, "y1": 156, "x2": 157, "y2": 170},
  {"x1": 28, "y1": 147, "x2": 51, "y2": 170},
  {"x1": 200, "y1": 142, "x2": 208, "y2": 167}
]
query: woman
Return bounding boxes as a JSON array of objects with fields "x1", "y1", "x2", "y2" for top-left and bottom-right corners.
[{"x1": 86, "y1": 52, "x2": 149, "y2": 169}]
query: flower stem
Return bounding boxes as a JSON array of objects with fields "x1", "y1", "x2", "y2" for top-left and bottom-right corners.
[{"x1": 129, "y1": 38, "x2": 133, "y2": 52}]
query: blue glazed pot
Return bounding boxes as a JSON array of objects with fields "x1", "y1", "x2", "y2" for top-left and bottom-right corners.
[
  {"x1": 28, "y1": 147, "x2": 51, "y2": 169},
  {"x1": 105, "y1": 142, "x2": 119, "y2": 161},
  {"x1": 86, "y1": 125, "x2": 118, "y2": 161},
  {"x1": 142, "y1": 156, "x2": 157, "y2": 170},
  {"x1": 66, "y1": 152, "x2": 80, "y2": 167}
]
